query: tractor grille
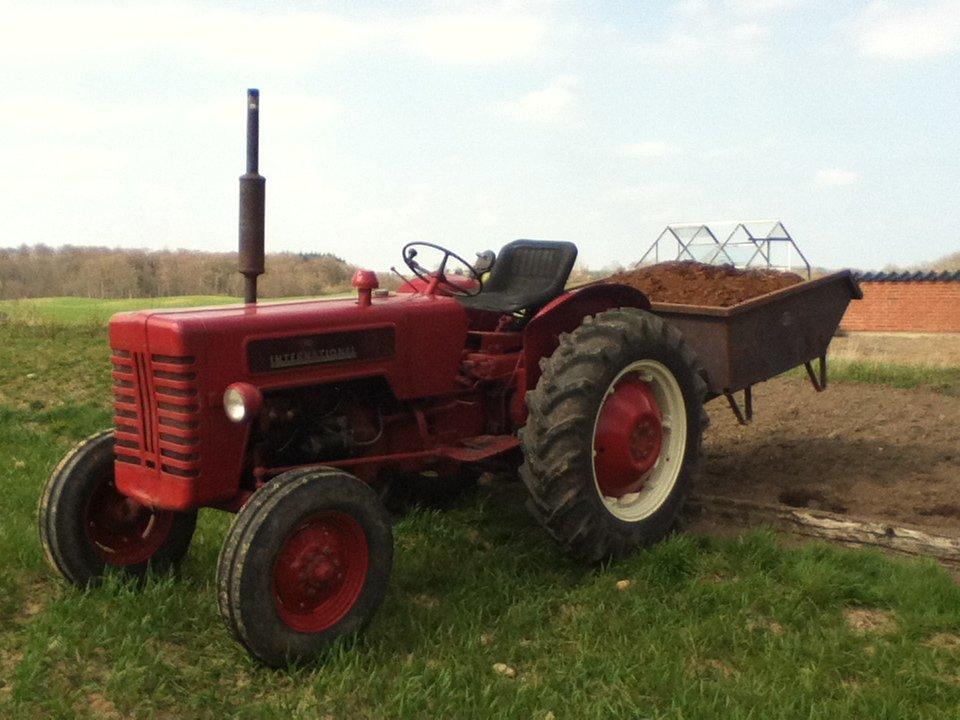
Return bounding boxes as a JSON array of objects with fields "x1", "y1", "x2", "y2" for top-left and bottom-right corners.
[{"x1": 111, "y1": 350, "x2": 201, "y2": 478}]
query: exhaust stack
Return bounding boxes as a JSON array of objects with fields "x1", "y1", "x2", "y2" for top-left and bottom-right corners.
[{"x1": 239, "y1": 88, "x2": 265, "y2": 304}]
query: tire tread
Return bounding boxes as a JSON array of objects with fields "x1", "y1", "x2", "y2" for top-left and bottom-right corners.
[{"x1": 520, "y1": 308, "x2": 707, "y2": 563}]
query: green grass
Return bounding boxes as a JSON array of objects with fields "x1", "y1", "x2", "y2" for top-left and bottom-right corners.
[
  {"x1": 0, "y1": 296, "x2": 239, "y2": 325},
  {"x1": 824, "y1": 360, "x2": 960, "y2": 396},
  {"x1": 0, "y1": 294, "x2": 353, "y2": 326},
  {"x1": 1, "y1": 302, "x2": 960, "y2": 718}
]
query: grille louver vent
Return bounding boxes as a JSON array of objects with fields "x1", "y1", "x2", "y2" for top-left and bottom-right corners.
[{"x1": 111, "y1": 349, "x2": 201, "y2": 478}]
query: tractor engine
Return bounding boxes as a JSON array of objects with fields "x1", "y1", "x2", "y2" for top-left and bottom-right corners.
[
  {"x1": 253, "y1": 384, "x2": 387, "y2": 468},
  {"x1": 246, "y1": 375, "x2": 505, "y2": 488}
]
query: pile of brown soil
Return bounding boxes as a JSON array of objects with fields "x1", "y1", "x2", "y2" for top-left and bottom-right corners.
[{"x1": 607, "y1": 261, "x2": 803, "y2": 307}]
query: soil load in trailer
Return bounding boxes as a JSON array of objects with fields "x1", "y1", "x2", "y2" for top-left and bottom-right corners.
[{"x1": 608, "y1": 260, "x2": 804, "y2": 307}]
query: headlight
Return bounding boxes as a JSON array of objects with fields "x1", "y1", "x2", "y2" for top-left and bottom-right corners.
[{"x1": 223, "y1": 383, "x2": 262, "y2": 424}]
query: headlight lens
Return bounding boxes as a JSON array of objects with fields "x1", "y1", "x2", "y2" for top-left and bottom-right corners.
[
  {"x1": 223, "y1": 383, "x2": 262, "y2": 424},
  {"x1": 224, "y1": 387, "x2": 246, "y2": 422}
]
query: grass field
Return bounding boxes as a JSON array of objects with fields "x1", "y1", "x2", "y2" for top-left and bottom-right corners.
[
  {"x1": 2, "y1": 297, "x2": 960, "y2": 719},
  {"x1": 0, "y1": 296, "x2": 238, "y2": 325},
  {"x1": 785, "y1": 359, "x2": 960, "y2": 396},
  {"x1": 824, "y1": 360, "x2": 960, "y2": 395},
  {"x1": 0, "y1": 294, "x2": 357, "y2": 326}
]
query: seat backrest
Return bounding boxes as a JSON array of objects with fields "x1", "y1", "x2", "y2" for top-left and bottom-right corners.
[{"x1": 484, "y1": 239, "x2": 578, "y2": 304}]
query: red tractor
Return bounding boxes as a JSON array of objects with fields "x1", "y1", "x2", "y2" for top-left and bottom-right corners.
[{"x1": 39, "y1": 90, "x2": 707, "y2": 666}]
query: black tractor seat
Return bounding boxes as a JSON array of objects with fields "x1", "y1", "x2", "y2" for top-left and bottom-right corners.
[{"x1": 458, "y1": 239, "x2": 578, "y2": 314}]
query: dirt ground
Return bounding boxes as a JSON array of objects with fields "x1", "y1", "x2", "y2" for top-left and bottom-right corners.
[{"x1": 700, "y1": 375, "x2": 960, "y2": 536}]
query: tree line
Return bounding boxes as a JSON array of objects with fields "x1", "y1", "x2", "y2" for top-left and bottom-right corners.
[
  {"x1": 0, "y1": 245, "x2": 358, "y2": 300},
  {"x1": 0, "y1": 244, "x2": 616, "y2": 300}
]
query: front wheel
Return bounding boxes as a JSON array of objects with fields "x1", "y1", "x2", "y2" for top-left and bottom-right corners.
[
  {"x1": 217, "y1": 467, "x2": 393, "y2": 667},
  {"x1": 38, "y1": 430, "x2": 197, "y2": 586},
  {"x1": 520, "y1": 308, "x2": 707, "y2": 563}
]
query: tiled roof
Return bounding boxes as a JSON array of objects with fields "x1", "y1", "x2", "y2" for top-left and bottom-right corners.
[{"x1": 851, "y1": 270, "x2": 960, "y2": 282}]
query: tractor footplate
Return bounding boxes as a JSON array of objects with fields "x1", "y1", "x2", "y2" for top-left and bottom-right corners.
[{"x1": 440, "y1": 435, "x2": 519, "y2": 462}]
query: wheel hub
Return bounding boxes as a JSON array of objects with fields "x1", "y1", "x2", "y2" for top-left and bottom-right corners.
[
  {"x1": 593, "y1": 374, "x2": 663, "y2": 498},
  {"x1": 279, "y1": 526, "x2": 346, "y2": 605},
  {"x1": 273, "y1": 512, "x2": 368, "y2": 633},
  {"x1": 85, "y1": 477, "x2": 174, "y2": 566}
]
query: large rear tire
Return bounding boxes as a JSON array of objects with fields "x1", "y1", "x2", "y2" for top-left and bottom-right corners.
[
  {"x1": 520, "y1": 308, "x2": 707, "y2": 563},
  {"x1": 217, "y1": 467, "x2": 393, "y2": 667},
  {"x1": 38, "y1": 430, "x2": 197, "y2": 586}
]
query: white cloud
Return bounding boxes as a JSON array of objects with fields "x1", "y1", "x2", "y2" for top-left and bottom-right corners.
[
  {"x1": 0, "y1": 94, "x2": 340, "y2": 138},
  {"x1": 816, "y1": 168, "x2": 860, "y2": 187},
  {"x1": 492, "y1": 76, "x2": 577, "y2": 123},
  {"x1": 622, "y1": 141, "x2": 680, "y2": 158},
  {"x1": 636, "y1": 2, "x2": 774, "y2": 63},
  {"x1": 400, "y1": 13, "x2": 547, "y2": 63},
  {"x1": 854, "y1": 0, "x2": 960, "y2": 61},
  {"x1": 726, "y1": 0, "x2": 803, "y2": 14},
  {"x1": 188, "y1": 96, "x2": 342, "y2": 131},
  {"x1": 0, "y1": 96, "x2": 150, "y2": 134},
  {"x1": 0, "y1": 4, "x2": 377, "y2": 68},
  {"x1": 0, "y1": 2, "x2": 548, "y2": 68},
  {"x1": 603, "y1": 182, "x2": 685, "y2": 205},
  {"x1": 179, "y1": 10, "x2": 382, "y2": 67}
]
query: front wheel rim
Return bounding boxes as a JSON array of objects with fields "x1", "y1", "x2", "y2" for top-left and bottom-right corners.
[
  {"x1": 272, "y1": 512, "x2": 369, "y2": 633},
  {"x1": 592, "y1": 359, "x2": 687, "y2": 522},
  {"x1": 85, "y1": 475, "x2": 175, "y2": 566}
]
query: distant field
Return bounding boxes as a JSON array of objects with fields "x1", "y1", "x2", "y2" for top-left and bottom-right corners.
[
  {"x1": 0, "y1": 294, "x2": 364, "y2": 326},
  {"x1": 826, "y1": 359, "x2": 960, "y2": 395},
  {"x1": 787, "y1": 358, "x2": 960, "y2": 396},
  {"x1": 0, "y1": 295, "x2": 241, "y2": 325},
  {"x1": 830, "y1": 332, "x2": 960, "y2": 369}
]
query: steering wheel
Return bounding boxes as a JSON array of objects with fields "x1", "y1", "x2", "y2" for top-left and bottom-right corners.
[{"x1": 401, "y1": 242, "x2": 483, "y2": 297}]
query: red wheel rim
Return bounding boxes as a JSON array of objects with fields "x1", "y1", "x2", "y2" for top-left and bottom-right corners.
[
  {"x1": 85, "y1": 476, "x2": 175, "y2": 566},
  {"x1": 593, "y1": 374, "x2": 663, "y2": 498},
  {"x1": 272, "y1": 512, "x2": 369, "y2": 633}
]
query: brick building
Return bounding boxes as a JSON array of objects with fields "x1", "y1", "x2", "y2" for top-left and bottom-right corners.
[{"x1": 840, "y1": 271, "x2": 960, "y2": 333}]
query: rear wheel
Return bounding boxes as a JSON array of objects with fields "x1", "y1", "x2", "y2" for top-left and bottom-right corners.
[
  {"x1": 520, "y1": 308, "x2": 707, "y2": 563},
  {"x1": 38, "y1": 430, "x2": 197, "y2": 586},
  {"x1": 217, "y1": 467, "x2": 392, "y2": 667}
]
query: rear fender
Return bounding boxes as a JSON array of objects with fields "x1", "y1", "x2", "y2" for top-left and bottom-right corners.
[{"x1": 522, "y1": 283, "x2": 651, "y2": 391}]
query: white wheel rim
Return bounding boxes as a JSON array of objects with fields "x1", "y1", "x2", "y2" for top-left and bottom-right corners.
[{"x1": 591, "y1": 359, "x2": 688, "y2": 522}]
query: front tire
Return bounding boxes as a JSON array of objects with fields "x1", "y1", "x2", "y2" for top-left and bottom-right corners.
[
  {"x1": 217, "y1": 468, "x2": 393, "y2": 667},
  {"x1": 520, "y1": 309, "x2": 707, "y2": 563},
  {"x1": 38, "y1": 430, "x2": 197, "y2": 586}
]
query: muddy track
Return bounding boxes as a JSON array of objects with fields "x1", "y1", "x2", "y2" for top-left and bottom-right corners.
[{"x1": 702, "y1": 376, "x2": 960, "y2": 536}]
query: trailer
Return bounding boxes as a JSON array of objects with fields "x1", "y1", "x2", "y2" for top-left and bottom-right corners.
[{"x1": 649, "y1": 271, "x2": 862, "y2": 422}]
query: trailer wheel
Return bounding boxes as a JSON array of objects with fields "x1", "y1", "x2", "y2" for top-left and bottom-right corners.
[
  {"x1": 520, "y1": 308, "x2": 707, "y2": 563},
  {"x1": 37, "y1": 430, "x2": 197, "y2": 586},
  {"x1": 217, "y1": 467, "x2": 392, "y2": 667}
]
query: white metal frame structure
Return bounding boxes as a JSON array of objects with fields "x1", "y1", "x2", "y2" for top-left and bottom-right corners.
[{"x1": 637, "y1": 220, "x2": 812, "y2": 279}]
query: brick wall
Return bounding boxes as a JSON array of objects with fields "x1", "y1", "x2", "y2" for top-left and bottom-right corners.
[{"x1": 841, "y1": 280, "x2": 960, "y2": 333}]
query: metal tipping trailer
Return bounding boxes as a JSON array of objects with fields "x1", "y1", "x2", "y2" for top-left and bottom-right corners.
[{"x1": 649, "y1": 270, "x2": 863, "y2": 423}]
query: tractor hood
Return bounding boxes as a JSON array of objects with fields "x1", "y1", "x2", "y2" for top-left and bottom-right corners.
[
  {"x1": 107, "y1": 292, "x2": 470, "y2": 509},
  {"x1": 108, "y1": 292, "x2": 469, "y2": 402}
]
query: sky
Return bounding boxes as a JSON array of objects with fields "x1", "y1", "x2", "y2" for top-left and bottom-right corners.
[{"x1": 2, "y1": 0, "x2": 959, "y2": 272}]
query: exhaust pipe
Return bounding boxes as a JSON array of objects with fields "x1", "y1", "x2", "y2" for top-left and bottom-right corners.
[{"x1": 239, "y1": 88, "x2": 265, "y2": 304}]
